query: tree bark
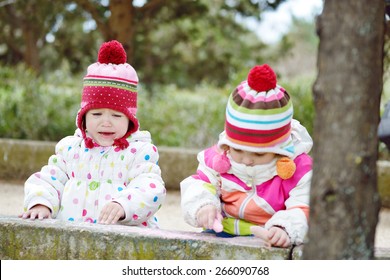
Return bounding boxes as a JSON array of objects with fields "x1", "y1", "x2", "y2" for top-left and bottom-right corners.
[
  {"x1": 22, "y1": 22, "x2": 41, "y2": 73},
  {"x1": 74, "y1": 0, "x2": 167, "y2": 64},
  {"x1": 303, "y1": 0, "x2": 385, "y2": 259},
  {"x1": 107, "y1": 0, "x2": 135, "y2": 63}
]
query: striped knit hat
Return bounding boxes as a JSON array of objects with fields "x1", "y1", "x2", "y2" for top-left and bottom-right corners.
[
  {"x1": 77, "y1": 40, "x2": 139, "y2": 150},
  {"x1": 218, "y1": 64, "x2": 295, "y2": 158}
]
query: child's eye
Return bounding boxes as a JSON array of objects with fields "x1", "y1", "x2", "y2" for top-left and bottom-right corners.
[
  {"x1": 113, "y1": 114, "x2": 123, "y2": 118},
  {"x1": 92, "y1": 112, "x2": 102, "y2": 116},
  {"x1": 232, "y1": 148, "x2": 243, "y2": 153}
]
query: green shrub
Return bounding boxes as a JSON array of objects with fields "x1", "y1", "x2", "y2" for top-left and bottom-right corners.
[
  {"x1": 5, "y1": 64, "x2": 390, "y2": 158},
  {"x1": 138, "y1": 84, "x2": 229, "y2": 148},
  {"x1": 139, "y1": 78, "x2": 316, "y2": 148},
  {"x1": 280, "y1": 75, "x2": 315, "y2": 136},
  {"x1": 0, "y1": 64, "x2": 80, "y2": 141},
  {"x1": 0, "y1": 65, "x2": 316, "y2": 148}
]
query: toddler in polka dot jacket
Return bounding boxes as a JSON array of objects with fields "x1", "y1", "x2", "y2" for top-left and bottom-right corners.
[{"x1": 20, "y1": 41, "x2": 166, "y2": 227}]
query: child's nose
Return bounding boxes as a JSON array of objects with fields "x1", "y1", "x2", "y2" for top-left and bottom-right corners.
[
  {"x1": 102, "y1": 115, "x2": 112, "y2": 125},
  {"x1": 241, "y1": 156, "x2": 254, "y2": 166}
]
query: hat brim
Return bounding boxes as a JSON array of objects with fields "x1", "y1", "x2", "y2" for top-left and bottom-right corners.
[{"x1": 217, "y1": 130, "x2": 294, "y2": 158}]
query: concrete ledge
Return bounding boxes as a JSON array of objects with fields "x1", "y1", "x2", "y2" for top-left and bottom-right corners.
[
  {"x1": 0, "y1": 138, "x2": 198, "y2": 190},
  {"x1": 157, "y1": 146, "x2": 199, "y2": 190},
  {"x1": 1, "y1": 139, "x2": 390, "y2": 207},
  {"x1": 1, "y1": 217, "x2": 389, "y2": 260},
  {"x1": 0, "y1": 217, "x2": 297, "y2": 260},
  {"x1": 0, "y1": 139, "x2": 55, "y2": 182}
]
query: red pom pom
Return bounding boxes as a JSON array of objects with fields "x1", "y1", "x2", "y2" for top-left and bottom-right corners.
[
  {"x1": 97, "y1": 40, "x2": 127, "y2": 64},
  {"x1": 84, "y1": 137, "x2": 95, "y2": 149},
  {"x1": 247, "y1": 64, "x2": 277, "y2": 92},
  {"x1": 113, "y1": 138, "x2": 129, "y2": 150}
]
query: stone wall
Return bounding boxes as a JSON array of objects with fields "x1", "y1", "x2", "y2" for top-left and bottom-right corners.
[
  {"x1": 0, "y1": 217, "x2": 296, "y2": 260},
  {"x1": 1, "y1": 217, "x2": 389, "y2": 260}
]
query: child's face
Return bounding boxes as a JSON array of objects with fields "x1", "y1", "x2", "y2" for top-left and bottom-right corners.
[
  {"x1": 85, "y1": 108, "x2": 129, "y2": 147},
  {"x1": 228, "y1": 147, "x2": 276, "y2": 166}
]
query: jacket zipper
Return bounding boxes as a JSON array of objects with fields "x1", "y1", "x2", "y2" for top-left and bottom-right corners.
[{"x1": 236, "y1": 176, "x2": 256, "y2": 235}]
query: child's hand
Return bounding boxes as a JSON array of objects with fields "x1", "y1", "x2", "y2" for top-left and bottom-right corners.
[
  {"x1": 19, "y1": 204, "x2": 51, "y2": 220},
  {"x1": 98, "y1": 202, "x2": 125, "y2": 224},
  {"x1": 250, "y1": 226, "x2": 271, "y2": 247},
  {"x1": 196, "y1": 205, "x2": 223, "y2": 231},
  {"x1": 268, "y1": 226, "x2": 291, "y2": 248},
  {"x1": 250, "y1": 226, "x2": 291, "y2": 248}
]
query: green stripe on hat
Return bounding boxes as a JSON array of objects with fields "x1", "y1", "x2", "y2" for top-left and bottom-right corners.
[{"x1": 84, "y1": 78, "x2": 137, "y2": 91}]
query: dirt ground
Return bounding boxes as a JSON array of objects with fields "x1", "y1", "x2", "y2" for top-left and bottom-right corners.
[{"x1": 1, "y1": 180, "x2": 388, "y2": 248}]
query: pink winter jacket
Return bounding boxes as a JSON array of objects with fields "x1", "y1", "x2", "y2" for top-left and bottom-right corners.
[{"x1": 181, "y1": 120, "x2": 313, "y2": 244}]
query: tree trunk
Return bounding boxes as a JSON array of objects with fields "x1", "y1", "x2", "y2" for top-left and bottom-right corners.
[
  {"x1": 303, "y1": 0, "x2": 385, "y2": 259},
  {"x1": 108, "y1": 0, "x2": 135, "y2": 63},
  {"x1": 20, "y1": 1, "x2": 42, "y2": 72},
  {"x1": 22, "y1": 24, "x2": 40, "y2": 73}
]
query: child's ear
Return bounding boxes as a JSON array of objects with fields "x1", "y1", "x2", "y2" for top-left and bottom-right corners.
[{"x1": 218, "y1": 144, "x2": 229, "y2": 153}]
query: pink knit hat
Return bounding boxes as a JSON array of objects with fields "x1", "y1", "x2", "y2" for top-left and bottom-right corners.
[{"x1": 77, "y1": 40, "x2": 139, "y2": 149}]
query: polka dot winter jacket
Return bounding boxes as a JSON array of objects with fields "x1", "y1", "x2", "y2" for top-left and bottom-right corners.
[{"x1": 24, "y1": 130, "x2": 166, "y2": 228}]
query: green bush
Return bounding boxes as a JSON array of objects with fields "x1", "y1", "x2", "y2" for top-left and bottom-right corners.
[
  {"x1": 0, "y1": 64, "x2": 80, "y2": 141},
  {"x1": 138, "y1": 84, "x2": 229, "y2": 148},
  {"x1": 280, "y1": 75, "x2": 315, "y2": 136},
  {"x1": 5, "y1": 64, "x2": 390, "y2": 158},
  {"x1": 0, "y1": 65, "x2": 316, "y2": 148}
]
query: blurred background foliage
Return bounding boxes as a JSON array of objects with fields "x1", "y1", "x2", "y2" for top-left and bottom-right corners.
[{"x1": 0, "y1": 0, "x2": 388, "y2": 151}]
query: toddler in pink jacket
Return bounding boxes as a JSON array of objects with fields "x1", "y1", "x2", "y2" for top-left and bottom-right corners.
[{"x1": 181, "y1": 64, "x2": 312, "y2": 247}]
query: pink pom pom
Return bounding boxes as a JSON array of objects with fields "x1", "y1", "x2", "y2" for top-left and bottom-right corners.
[
  {"x1": 247, "y1": 64, "x2": 277, "y2": 92},
  {"x1": 212, "y1": 153, "x2": 231, "y2": 173},
  {"x1": 97, "y1": 40, "x2": 127, "y2": 64}
]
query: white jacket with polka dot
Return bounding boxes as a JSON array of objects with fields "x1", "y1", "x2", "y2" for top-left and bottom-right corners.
[{"x1": 23, "y1": 130, "x2": 166, "y2": 228}]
